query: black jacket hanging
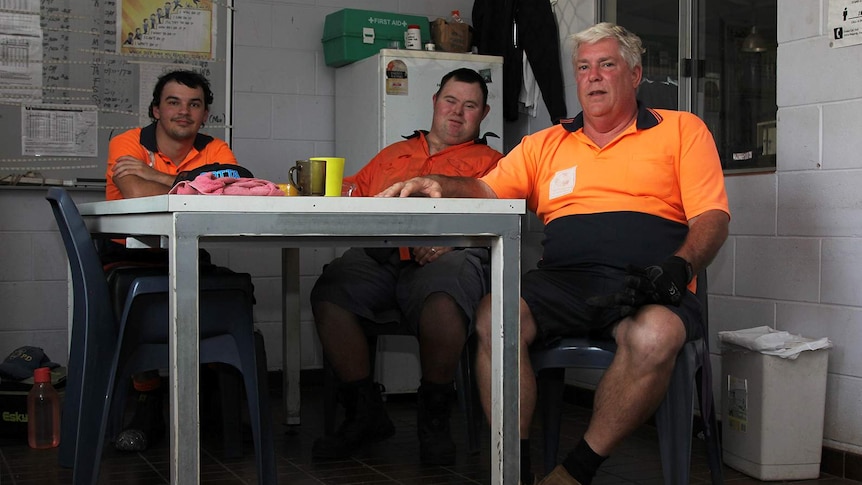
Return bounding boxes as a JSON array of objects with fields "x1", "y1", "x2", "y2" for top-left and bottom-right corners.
[{"x1": 472, "y1": 0, "x2": 567, "y2": 123}]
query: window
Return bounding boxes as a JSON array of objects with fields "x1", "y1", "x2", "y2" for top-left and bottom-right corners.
[{"x1": 600, "y1": 0, "x2": 778, "y2": 173}]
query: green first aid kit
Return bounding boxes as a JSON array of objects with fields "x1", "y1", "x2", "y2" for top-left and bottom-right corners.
[{"x1": 322, "y1": 9, "x2": 431, "y2": 67}]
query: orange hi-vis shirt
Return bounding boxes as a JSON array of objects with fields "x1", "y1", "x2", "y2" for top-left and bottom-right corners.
[
  {"x1": 481, "y1": 104, "x2": 730, "y2": 271},
  {"x1": 105, "y1": 123, "x2": 238, "y2": 201},
  {"x1": 344, "y1": 131, "x2": 503, "y2": 197},
  {"x1": 482, "y1": 105, "x2": 729, "y2": 226}
]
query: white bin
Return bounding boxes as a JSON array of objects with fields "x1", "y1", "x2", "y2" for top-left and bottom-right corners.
[{"x1": 719, "y1": 326, "x2": 831, "y2": 481}]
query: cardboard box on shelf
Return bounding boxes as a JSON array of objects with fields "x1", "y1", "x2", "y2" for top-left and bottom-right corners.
[{"x1": 430, "y1": 18, "x2": 472, "y2": 53}]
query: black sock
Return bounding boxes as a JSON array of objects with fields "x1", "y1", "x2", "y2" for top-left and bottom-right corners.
[
  {"x1": 418, "y1": 378, "x2": 455, "y2": 395},
  {"x1": 521, "y1": 439, "x2": 533, "y2": 484},
  {"x1": 561, "y1": 439, "x2": 606, "y2": 485}
]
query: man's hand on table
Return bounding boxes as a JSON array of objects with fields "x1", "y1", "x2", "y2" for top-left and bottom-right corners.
[
  {"x1": 376, "y1": 176, "x2": 442, "y2": 198},
  {"x1": 376, "y1": 175, "x2": 463, "y2": 265}
]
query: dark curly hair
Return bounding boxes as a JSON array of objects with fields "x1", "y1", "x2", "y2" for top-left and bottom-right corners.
[{"x1": 148, "y1": 70, "x2": 213, "y2": 120}]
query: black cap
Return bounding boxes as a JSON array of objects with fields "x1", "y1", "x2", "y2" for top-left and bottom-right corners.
[{"x1": 0, "y1": 346, "x2": 60, "y2": 381}]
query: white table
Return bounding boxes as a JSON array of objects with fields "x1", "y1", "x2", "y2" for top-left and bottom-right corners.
[{"x1": 77, "y1": 195, "x2": 524, "y2": 485}]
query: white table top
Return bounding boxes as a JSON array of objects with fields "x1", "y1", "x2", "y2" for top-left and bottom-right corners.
[{"x1": 78, "y1": 194, "x2": 525, "y2": 216}]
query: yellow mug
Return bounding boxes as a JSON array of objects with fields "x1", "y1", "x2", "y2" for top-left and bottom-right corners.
[
  {"x1": 310, "y1": 157, "x2": 346, "y2": 197},
  {"x1": 289, "y1": 159, "x2": 326, "y2": 196}
]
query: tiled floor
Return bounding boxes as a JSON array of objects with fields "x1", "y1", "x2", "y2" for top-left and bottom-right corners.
[{"x1": 0, "y1": 377, "x2": 858, "y2": 485}]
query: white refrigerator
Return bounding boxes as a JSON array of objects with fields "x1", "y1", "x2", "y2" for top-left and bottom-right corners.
[
  {"x1": 334, "y1": 49, "x2": 504, "y2": 395},
  {"x1": 335, "y1": 48, "x2": 504, "y2": 175}
]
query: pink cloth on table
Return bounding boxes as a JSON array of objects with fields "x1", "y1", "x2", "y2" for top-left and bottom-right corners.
[{"x1": 169, "y1": 173, "x2": 285, "y2": 196}]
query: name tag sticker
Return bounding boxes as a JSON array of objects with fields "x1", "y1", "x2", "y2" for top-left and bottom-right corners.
[{"x1": 549, "y1": 166, "x2": 576, "y2": 199}]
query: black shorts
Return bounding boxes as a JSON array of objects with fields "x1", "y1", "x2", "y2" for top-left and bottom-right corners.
[
  {"x1": 310, "y1": 247, "x2": 490, "y2": 334},
  {"x1": 521, "y1": 265, "x2": 704, "y2": 346}
]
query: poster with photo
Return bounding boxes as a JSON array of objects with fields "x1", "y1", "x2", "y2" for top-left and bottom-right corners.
[{"x1": 117, "y1": 0, "x2": 216, "y2": 59}]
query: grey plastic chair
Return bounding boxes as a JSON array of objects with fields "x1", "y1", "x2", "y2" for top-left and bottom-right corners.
[
  {"x1": 530, "y1": 270, "x2": 723, "y2": 485},
  {"x1": 46, "y1": 187, "x2": 276, "y2": 485}
]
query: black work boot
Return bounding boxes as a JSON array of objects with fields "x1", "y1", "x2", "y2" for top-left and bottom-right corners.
[
  {"x1": 312, "y1": 378, "x2": 395, "y2": 459},
  {"x1": 417, "y1": 380, "x2": 456, "y2": 465},
  {"x1": 114, "y1": 388, "x2": 166, "y2": 452}
]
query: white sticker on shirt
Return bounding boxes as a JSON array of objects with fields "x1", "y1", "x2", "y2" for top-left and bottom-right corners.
[{"x1": 549, "y1": 166, "x2": 576, "y2": 199}]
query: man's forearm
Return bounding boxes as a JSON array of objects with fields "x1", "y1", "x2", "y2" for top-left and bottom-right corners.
[
  {"x1": 427, "y1": 175, "x2": 497, "y2": 198},
  {"x1": 677, "y1": 209, "x2": 730, "y2": 273},
  {"x1": 116, "y1": 174, "x2": 174, "y2": 199}
]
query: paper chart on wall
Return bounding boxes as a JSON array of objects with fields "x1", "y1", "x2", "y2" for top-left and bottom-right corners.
[
  {"x1": 21, "y1": 104, "x2": 98, "y2": 157},
  {"x1": 0, "y1": 33, "x2": 42, "y2": 103},
  {"x1": 0, "y1": 0, "x2": 42, "y2": 104}
]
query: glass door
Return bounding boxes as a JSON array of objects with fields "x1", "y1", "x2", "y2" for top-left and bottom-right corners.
[
  {"x1": 599, "y1": 0, "x2": 683, "y2": 110},
  {"x1": 697, "y1": 0, "x2": 776, "y2": 173},
  {"x1": 600, "y1": 0, "x2": 777, "y2": 173}
]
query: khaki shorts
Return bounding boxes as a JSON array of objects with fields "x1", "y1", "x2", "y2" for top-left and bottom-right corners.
[{"x1": 310, "y1": 247, "x2": 490, "y2": 334}]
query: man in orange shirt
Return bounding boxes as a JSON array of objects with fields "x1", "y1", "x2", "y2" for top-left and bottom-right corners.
[
  {"x1": 106, "y1": 70, "x2": 237, "y2": 201},
  {"x1": 380, "y1": 24, "x2": 730, "y2": 485},
  {"x1": 310, "y1": 68, "x2": 502, "y2": 465},
  {"x1": 104, "y1": 69, "x2": 238, "y2": 452}
]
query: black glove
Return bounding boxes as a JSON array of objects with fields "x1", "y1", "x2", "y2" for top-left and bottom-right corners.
[
  {"x1": 585, "y1": 275, "x2": 652, "y2": 320},
  {"x1": 629, "y1": 255, "x2": 692, "y2": 306},
  {"x1": 586, "y1": 256, "x2": 692, "y2": 318}
]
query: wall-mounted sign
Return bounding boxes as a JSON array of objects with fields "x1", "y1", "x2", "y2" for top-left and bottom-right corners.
[{"x1": 829, "y1": 0, "x2": 862, "y2": 48}]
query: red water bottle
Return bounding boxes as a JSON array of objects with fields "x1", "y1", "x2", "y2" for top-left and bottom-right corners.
[{"x1": 27, "y1": 367, "x2": 61, "y2": 449}]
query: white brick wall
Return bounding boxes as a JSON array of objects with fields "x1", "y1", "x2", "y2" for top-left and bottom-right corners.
[{"x1": 712, "y1": 0, "x2": 862, "y2": 455}]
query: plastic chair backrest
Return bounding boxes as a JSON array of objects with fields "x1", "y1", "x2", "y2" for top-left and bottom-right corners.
[
  {"x1": 45, "y1": 187, "x2": 118, "y2": 478},
  {"x1": 47, "y1": 187, "x2": 276, "y2": 485}
]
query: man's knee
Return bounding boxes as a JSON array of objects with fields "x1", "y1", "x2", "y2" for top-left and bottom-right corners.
[
  {"x1": 475, "y1": 297, "x2": 537, "y2": 350},
  {"x1": 422, "y1": 291, "x2": 462, "y2": 316},
  {"x1": 615, "y1": 306, "x2": 686, "y2": 363},
  {"x1": 312, "y1": 300, "x2": 354, "y2": 328}
]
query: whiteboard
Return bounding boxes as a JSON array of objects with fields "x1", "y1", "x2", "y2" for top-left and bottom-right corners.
[{"x1": 0, "y1": 0, "x2": 231, "y2": 184}]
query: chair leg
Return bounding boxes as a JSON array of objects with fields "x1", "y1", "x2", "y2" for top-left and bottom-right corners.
[
  {"x1": 538, "y1": 367, "x2": 566, "y2": 475},
  {"x1": 696, "y1": 344, "x2": 725, "y2": 485},
  {"x1": 455, "y1": 343, "x2": 480, "y2": 454},
  {"x1": 218, "y1": 366, "x2": 243, "y2": 459},
  {"x1": 235, "y1": 330, "x2": 276, "y2": 485},
  {"x1": 58, "y1": 361, "x2": 82, "y2": 469},
  {"x1": 655, "y1": 340, "x2": 697, "y2": 485},
  {"x1": 323, "y1": 358, "x2": 339, "y2": 435}
]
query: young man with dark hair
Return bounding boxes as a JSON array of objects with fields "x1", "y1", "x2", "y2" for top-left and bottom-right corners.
[{"x1": 104, "y1": 69, "x2": 238, "y2": 452}]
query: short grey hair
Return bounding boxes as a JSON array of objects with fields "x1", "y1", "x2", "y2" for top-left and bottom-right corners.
[{"x1": 569, "y1": 22, "x2": 645, "y2": 70}]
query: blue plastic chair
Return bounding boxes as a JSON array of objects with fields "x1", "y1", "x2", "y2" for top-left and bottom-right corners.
[
  {"x1": 530, "y1": 270, "x2": 724, "y2": 485},
  {"x1": 46, "y1": 187, "x2": 276, "y2": 485}
]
